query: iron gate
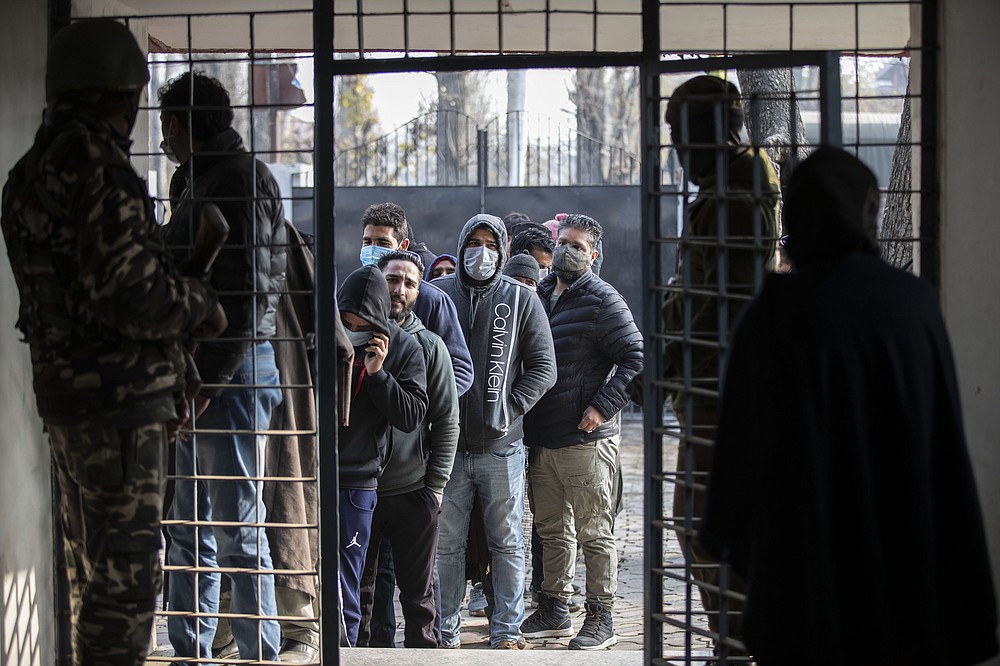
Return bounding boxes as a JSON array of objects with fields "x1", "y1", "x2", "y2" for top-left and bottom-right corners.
[{"x1": 51, "y1": 1, "x2": 933, "y2": 663}]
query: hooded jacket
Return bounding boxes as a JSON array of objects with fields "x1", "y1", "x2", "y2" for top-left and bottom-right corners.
[
  {"x1": 435, "y1": 214, "x2": 556, "y2": 454},
  {"x1": 161, "y1": 127, "x2": 287, "y2": 396},
  {"x1": 378, "y1": 312, "x2": 459, "y2": 496},
  {"x1": 337, "y1": 266, "x2": 427, "y2": 489},
  {"x1": 411, "y1": 279, "x2": 474, "y2": 397},
  {"x1": 524, "y1": 270, "x2": 643, "y2": 448},
  {"x1": 701, "y1": 149, "x2": 998, "y2": 666}
]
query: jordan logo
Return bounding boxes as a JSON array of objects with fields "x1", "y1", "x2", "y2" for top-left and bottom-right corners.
[{"x1": 346, "y1": 532, "x2": 361, "y2": 549}]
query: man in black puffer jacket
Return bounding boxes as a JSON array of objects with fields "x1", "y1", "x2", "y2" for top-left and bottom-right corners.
[
  {"x1": 521, "y1": 214, "x2": 643, "y2": 651},
  {"x1": 157, "y1": 71, "x2": 288, "y2": 663}
]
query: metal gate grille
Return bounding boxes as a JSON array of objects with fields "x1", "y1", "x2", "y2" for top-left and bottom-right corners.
[
  {"x1": 57, "y1": 4, "x2": 319, "y2": 664},
  {"x1": 54, "y1": 1, "x2": 934, "y2": 664},
  {"x1": 642, "y1": 2, "x2": 934, "y2": 664}
]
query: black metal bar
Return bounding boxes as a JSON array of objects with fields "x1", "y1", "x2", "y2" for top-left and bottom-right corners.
[
  {"x1": 640, "y1": 0, "x2": 664, "y2": 663},
  {"x1": 650, "y1": 50, "x2": 838, "y2": 75},
  {"x1": 477, "y1": 128, "x2": 488, "y2": 212},
  {"x1": 48, "y1": 0, "x2": 70, "y2": 35},
  {"x1": 330, "y1": 52, "x2": 641, "y2": 76},
  {"x1": 47, "y1": 6, "x2": 72, "y2": 663},
  {"x1": 920, "y1": 0, "x2": 940, "y2": 289},
  {"x1": 313, "y1": 0, "x2": 340, "y2": 660},
  {"x1": 819, "y1": 50, "x2": 843, "y2": 147}
]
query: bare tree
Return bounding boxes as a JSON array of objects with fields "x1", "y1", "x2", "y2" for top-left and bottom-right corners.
[
  {"x1": 570, "y1": 68, "x2": 608, "y2": 184},
  {"x1": 880, "y1": 78, "x2": 913, "y2": 271},
  {"x1": 334, "y1": 74, "x2": 383, "y2": 185},
  {"x1": 736, "y1": 68, "x2": 810, "y2": 187},
  {"x1": 605, "y1": 68, "x2": 641, "y2": 184},
  {"x1": 435, "y1": 71, "x2": 472, "y2": 185}
]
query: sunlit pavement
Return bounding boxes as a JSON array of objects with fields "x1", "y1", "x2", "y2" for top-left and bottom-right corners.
[{"x1": 150, "y1": 411, "x2": 715, "y2": 663}]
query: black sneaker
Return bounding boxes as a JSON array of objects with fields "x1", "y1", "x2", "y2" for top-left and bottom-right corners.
[
  {"x1": 520, "y1": 592, "x2": 573, "y2": 639},
  {"x1": 568, "y1": 602, "x2": 617, "y2": 650}
]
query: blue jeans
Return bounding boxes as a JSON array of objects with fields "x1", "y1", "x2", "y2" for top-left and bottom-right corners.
[
  {"x1": 436, "y1": 443, "x2": 526, "y2": 647},
  {"x1": 167, "y1": 342, "x2": 282, "y2": 662}
]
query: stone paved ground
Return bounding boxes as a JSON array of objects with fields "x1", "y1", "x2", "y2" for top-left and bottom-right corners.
[
  {"x1": 149, "y1": 410, "x2": 717, "y2": 661},
  {"x1": 449, "y1": 411, "x2": 712, "y2": 656}
]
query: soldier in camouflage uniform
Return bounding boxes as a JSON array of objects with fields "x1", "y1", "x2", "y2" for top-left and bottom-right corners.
[{"x1": 0, "y1": 19, "x2": 224, "y2": 666}]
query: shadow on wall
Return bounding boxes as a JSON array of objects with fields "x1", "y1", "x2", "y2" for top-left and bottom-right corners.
[{"x1": 2, "y1": 568, "x2": 43, "y2": 666}]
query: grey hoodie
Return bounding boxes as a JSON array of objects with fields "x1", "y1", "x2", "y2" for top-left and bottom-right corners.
[{"x1": 435, "y1": 214, "x2": 556, "y2": 453}]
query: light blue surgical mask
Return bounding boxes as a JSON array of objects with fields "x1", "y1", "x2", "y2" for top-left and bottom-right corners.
[
  {"x1": 463, "y1": 246, "x2": 499, "y2": 281},
  {"x1": 360, "y1": 244, "x2": 394, "y2": 267},
  {"x1": 345, "y1": 328, "x2": 372, "y2": 348}
]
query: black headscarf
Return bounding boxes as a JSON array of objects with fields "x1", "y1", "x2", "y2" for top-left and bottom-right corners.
[{"x1": 783, "y1": 147, "x2": 880, "y2": 269}]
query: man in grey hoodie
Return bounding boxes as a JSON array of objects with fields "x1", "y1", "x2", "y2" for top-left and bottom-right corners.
[{"x1": 434, "y1": 214, "x2": 557, "y2": 649}]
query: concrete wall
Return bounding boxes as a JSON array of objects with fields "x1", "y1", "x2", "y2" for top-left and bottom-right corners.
[
  {"x1": 0, "y1": 2, "x2": 54, "y2": 665},
  {"x1": 940, "y1": 2, "x2": 1000, "y2": 662}
]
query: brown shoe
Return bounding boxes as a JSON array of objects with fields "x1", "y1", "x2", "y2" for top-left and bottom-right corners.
[{"x1": 493, "y1": 638, "x2": 526, "y2": 649}]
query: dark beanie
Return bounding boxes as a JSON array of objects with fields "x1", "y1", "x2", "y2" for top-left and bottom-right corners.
[{"x1": 503, "y1": 252, "x2": 540, "y2": 284}]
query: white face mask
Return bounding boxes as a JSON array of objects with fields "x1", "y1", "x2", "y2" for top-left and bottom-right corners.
[{"x1": 463, "y1": 245, "x2": 499, "y2": 281}]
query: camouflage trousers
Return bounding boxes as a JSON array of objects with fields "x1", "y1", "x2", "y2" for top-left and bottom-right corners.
[{"x1": 48, "y1": 420, "x2": 169, "y2": 666}]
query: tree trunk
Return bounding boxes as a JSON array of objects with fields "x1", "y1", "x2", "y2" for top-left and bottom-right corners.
[
  {"x1": 506, "y1": 70, "x2": 526, "y2": 186},
  {"x1": 605, "y1": 68, "x2": 640, "y2": 184},
  {"x1": 880, "y1": 79, "x2": 913, "y2": 271},
  {"x1": 572, "y1": 69, "x2": 608, "y2": 185},
  {"x1": 435, "y1": 71, "x2": 469, "y2": 186},
  {"x1": 736, "y1": 68, "x2": 810, "y2": 186}
]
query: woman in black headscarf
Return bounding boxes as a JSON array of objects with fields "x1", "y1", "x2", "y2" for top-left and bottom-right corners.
[{"x1": 701, "y1": 147, "x2": 998, "y2": 666}]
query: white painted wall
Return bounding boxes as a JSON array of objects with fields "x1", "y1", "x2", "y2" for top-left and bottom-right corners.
[
  {"x1": 0, "y1": 2, "x2": 54, "y2": 666},
  {"x1": 940, "y1": 1, "x2": 1000, "y2": 661}
]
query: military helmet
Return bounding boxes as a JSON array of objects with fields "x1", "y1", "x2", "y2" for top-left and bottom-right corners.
[{"x1": 46, "y1": 19, "x2": 149, "y2": 100}]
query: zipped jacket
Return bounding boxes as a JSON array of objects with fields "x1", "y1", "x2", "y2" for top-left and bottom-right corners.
[
  {"x1": 435, "y1": 214, "x2": 556, "y2": 454},
  {"x1": 379, "y1": 312, "x2": 459, "y2": 496},
  {"x1": 161, "y1": 128, "x2": 287, "y2": 396},
  {"x1": 524, "y1": 270, "x2": 643, "y2": 448}
]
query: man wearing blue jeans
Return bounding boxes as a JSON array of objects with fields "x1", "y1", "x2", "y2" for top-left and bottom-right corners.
[
  {"x1": 168, "y1": 346, "x2": 283, "y2": 659},
  {"x1": 434, "y1": 214, "x2": 556, "y2": 649},
  {"x1": 158, "y1": 70, "x2": 288, "y2": 662}
]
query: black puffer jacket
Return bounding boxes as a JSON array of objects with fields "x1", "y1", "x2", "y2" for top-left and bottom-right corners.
[
  {"x1": 162, "y1": 128, "x2": 287, "y2": 396},
  {"x1": 524, "y1": 270, "x2": 643, "y2": 448}
]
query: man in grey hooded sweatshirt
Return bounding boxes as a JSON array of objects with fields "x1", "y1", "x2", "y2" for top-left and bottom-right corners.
[{"x1": 434, "y1": 214, "x2": 557, "y2": 649}]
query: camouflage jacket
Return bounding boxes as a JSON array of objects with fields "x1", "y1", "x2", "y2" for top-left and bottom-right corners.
[
  {"x1": 1, "y1": 102, "x2": 218, "y2": 425},
  {"x1": 663, "y1": 146, "x2": 781, "y2": 407}
]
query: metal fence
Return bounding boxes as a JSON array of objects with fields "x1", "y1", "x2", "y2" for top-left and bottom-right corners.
[{"x1": 334, "y1": 109, "x2": 640, "y2": 187}]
